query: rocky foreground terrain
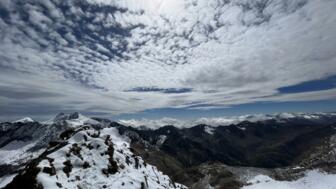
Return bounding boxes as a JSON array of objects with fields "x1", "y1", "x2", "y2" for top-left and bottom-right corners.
[{"x1": 1, "y1": 112, "x2": 336, "y2": 189}]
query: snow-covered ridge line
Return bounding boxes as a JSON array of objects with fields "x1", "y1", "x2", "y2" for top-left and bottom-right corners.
[
  {"x1": 7, "y1": 112, "x2": 336, "y2": 130},
  {"x1": 4, "y1": 126, "x2": 187, "y2": 189},
  {"x1": 1, "y1": 113, "x2": 103, "y2": 167},
  {"x1": 12, "y1": 117, "x2": 34, "y2": 123},
  {"x1": 42, "y1": 112, "x2": 100, "y2": 127},
  {"x1": 118, "y1": 112, "x2": 336, "y2": 129}
]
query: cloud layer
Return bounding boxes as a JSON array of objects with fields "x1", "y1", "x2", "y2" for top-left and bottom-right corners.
[{"x1": 0, "y1": 0, "x2": 336, "y2": 119}]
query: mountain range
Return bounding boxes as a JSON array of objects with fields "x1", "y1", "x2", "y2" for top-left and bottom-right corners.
[{"x1": 1, "y1": 112, "x2": 336, "y2": 189}]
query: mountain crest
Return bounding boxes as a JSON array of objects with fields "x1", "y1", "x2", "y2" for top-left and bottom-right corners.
[{"x1": 13, "y1": 117, "x2": 34, "y2": 123}]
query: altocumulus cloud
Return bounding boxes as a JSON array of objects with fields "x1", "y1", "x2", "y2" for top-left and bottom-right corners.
[{"x1": 0, "y1": 0, "x2": 336, "y2": 119}]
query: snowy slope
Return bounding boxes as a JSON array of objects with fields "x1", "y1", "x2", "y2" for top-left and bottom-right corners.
[
  {"x1": 5, "y1": 126, "x2": 187, "y2": 189},
  {"x1": 0, "y1": 139, "x2": 42, "y2": 166},
  {"x1": 242, "y1": 170, "x2": 336, "y2": 189},
  {"x1": 0, "y1": 112, "x2": 100, "y2": 166},
  {"x1": 0, "y1": 175, "x2": 16, "y2": 188},
  {"x1": 0, "y1": 113, "x2": 107, "y2": 187}
]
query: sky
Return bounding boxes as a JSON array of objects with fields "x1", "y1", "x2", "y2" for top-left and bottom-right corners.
[{"x1": 0, "y1": 0, "x2": 336, "y2": 122}]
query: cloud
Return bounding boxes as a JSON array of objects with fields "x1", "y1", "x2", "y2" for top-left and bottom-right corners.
[
  {"x1": 0, "y1": 0, "x2": 336, "y2": 119},
  {"x1": 265, "y1": 88, "x2": 336, "y2": 102},
  {"x1": 127, "y1": 87, "x2": 192, "y2": 94},
  {"x1": 118, "y1": 117, "x2": 185, "y2": 129}
]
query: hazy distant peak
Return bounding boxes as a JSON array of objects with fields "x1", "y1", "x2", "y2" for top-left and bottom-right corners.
[
  {"x1": 118, "y1": 112, "x2": 336, "y2": 129},
  {"x1": 43, "y1": 112, "x2": 100, "y2": 127},
  {"x1": 12, "y1": 117, "x2": 34, "y2": 124}
]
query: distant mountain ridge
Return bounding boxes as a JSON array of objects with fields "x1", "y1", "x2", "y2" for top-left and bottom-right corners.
[
  {"x1": 6, "y1": 112, "x2": 336, "y2": 129},
  {"x1": 118, "y1": 112, "x2": 336, "y2": 129}
]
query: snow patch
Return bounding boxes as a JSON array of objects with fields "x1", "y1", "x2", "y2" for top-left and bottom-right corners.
[
  {"x1": 204, "y1": 126, "x2": 215, "y2": 135},
  {"x1": 0, "y1": 174, "x2": 17, "y2": 188},
  {"x1": 243, "y1": 170, "x2": 336, "y2": 189},
  {"x1": 156, "y1": 135, "x2": 167, "y2": 146}
]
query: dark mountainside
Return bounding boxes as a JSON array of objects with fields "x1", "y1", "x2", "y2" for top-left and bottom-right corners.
[
  {"x1": 1, "y1": 112, "x2": 336, "y2": 189},
  {"x1": 117, "y1": 119, "x2": 336, "y2": 188}
]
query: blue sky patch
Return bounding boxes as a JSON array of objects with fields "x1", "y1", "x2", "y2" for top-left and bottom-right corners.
[{"x1": 278, "y1": 75, "x2": 336, "y2": 93}]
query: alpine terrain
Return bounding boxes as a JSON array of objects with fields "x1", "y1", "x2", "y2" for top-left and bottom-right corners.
[{"x1": 1, "y1": 112, "x2": 336, "y2": 189}]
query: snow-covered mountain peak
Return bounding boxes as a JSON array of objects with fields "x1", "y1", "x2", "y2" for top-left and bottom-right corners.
[
  {"x1": 44, "y1": 112, "x2": 100, "y2": 128},
  {"x1": 12, "y1": 117, "x2": 34, "y2": 123},
  {"x1": 5, "y1": 126, "x2": 187, "y2": 189}
]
